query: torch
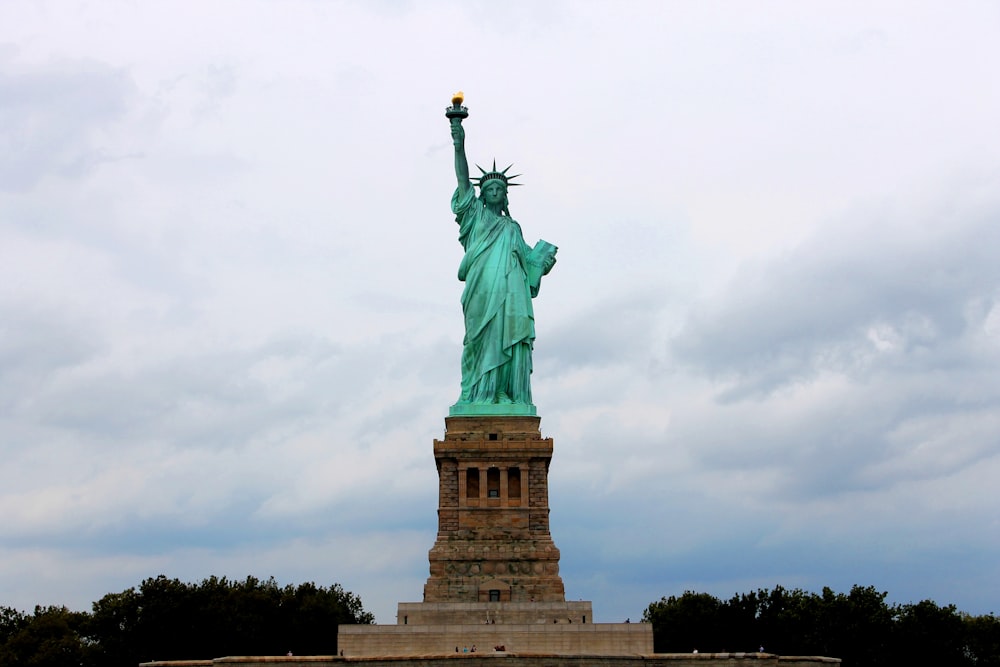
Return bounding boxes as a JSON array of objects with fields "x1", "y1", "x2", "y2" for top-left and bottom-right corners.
[{"x1": 446, "y1": 91, "x2": 468, "y2": 123}]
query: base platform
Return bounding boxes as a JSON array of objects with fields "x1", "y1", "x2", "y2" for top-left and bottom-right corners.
[{"x1": 141, "y1": 652, "x2": 841, "y2": 666}]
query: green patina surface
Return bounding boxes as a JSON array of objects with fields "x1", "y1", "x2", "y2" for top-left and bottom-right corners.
[{"x1": 446, "y1": 96, "x2": 556, "y2": 417}]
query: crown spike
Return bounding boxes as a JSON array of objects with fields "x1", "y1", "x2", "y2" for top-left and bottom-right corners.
[{"x1": 472, "y1": 160, "x2": 523, "y2": 190}]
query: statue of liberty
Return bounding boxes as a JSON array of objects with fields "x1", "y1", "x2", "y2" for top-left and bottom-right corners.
[{"x1": 447, "y1": 93, "x2": 557, "y2": 416}]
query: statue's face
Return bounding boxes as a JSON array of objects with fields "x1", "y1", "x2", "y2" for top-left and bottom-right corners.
[{"x1": 482, "y1": 181, "x2": 507, "y2": 207}]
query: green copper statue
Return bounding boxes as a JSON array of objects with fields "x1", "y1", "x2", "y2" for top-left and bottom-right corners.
[{"x1": 446, "y1": 93, "x2": 557, "y2": 416}]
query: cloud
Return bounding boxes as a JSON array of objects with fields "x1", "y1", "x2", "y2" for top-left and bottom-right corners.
[
  {"x1": 0, "y1": 54, "x2": 136, "y2": 192},
  {"x1": 672, "y1": 193, "x2": 1000, "y2": 401},
  {"x1": 2, "y1": 0, "x2": 1000, "y2": 626}
]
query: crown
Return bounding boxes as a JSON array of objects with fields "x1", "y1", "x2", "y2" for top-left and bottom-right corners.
[{"x1": 474, "y1": 160, "x2": 522, "y2": 189}]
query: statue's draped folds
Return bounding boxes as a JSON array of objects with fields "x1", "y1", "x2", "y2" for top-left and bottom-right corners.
[{"x1": 452, "y1": 185, "x2": 535, "y2": 406}]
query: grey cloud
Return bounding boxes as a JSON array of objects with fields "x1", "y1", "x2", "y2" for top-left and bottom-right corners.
[
  {"x1": 9, "y1": 324, "x2": 456, "y2": 453},
  {"x1": 0, "y1": 303, "x2": 104, "y2": 416},
  {"x1": 0, "y1": 55, "x2": 136, "y2": 192},
  {"x1": 0, "y1": 303, "x2": 101, "y2": 377},
  {"x1": 672, "y1": 204, "x2": 1000, "y2": 400},
  {"x1": 25, "y1": 334, "x2": 351, "y2": 447},
  {"x1": 543, "y1": 290, "x2": 670, "y2": 373},
  {"x1": 2, "y1": 0, "x2": 999, "y2": 625},
  {"x1": 647, "y1": 198, "x2": 1000, "y2": 505}
]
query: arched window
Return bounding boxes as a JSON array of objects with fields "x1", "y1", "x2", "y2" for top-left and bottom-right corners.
[
  {"x1": 508, "y1": 467, "x2": 521, "y2": 500},
  {"x1": 466, "y1": 467, "x2": 480, "y2": 499},
  {"x1": 487, "y1": 467, "x2": 500, "y2": 498}
]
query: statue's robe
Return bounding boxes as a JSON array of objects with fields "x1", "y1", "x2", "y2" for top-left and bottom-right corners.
[{"x1": 452, "y1": 185, "x2": 535, "y2": 405}]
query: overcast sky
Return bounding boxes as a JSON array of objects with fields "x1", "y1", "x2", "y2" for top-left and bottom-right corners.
[{"x1": 2, "y1": 0, "x2": 999, "y2": 626}]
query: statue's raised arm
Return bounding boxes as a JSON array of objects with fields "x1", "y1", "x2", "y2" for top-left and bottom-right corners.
[
  {"x1": 451, "y1": 119, "x2": 470, "y2": 193},
  {"x1": 444, "y1": 93, "x2": 558, "y2": 417},
  {"x1": 448, "y1": 93, "x2": 471, "y2": 197}
]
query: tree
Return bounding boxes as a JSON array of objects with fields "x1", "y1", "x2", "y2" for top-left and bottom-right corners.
[
  {"x1": 0, "y1": 605, "x2": 92, "y2": 667},
  {"x1": 643, "y1": 591, "x2": 727, "y2": 652},
  {"x1": 842, "y1": 585, "x2": 893, "y2": 666},
  {"x1": 643, "y1": 585, "x2": 1000, "y2": 666},
  {"x1": 892, "y1": 599, "x2": 972, "y2": 666},
  {"x1": 86, "y1": 586, "x2": 141, "y2": 667},
  {"x1": 963, "y1": 613, "x2": 1000, "y2": 667},
  {"x1": 754, "y1": 585, "x2": 819, "y2": 655},
  {"x1": 86, "y1": 575, "x2": 374, "y2": 666},
  {"x1": 0, "y1": 606, "x2": 29, "y2": 647}
]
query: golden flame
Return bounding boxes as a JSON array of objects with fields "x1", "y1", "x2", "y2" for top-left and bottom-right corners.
[{"x1": 451, "y1": 91, "x2": 465, "y2": 106}]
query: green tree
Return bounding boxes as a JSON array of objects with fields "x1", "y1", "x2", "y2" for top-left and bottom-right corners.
[
  {"x1": 963, "y1": 613, "x2": 1000, "y2": 667},
  {"x1": 0, "y1": 605, "x2": 92, "y2": 667},
  {"x1": 643, "y1": 585, "x2": 1000, "y2": 665},
  {"x1": 86, "y1": 574, "x2": 373, "y2": 666},
  {"x1": 830, "y1": 585, "x2": 893, "y2": 667},
  {"x1": 643, "y1": 591, "x2": 727, "y2": 652},
  {"x1": 0, "y1": 606, "x2": 29, "y2": 647},
  {"x1": 892, "y1": 599, "x2": 972, "y2": 666},
  {"x1": 722, "y1": 590, "x2": 763, "y2": 652},
  {"x1": 755, "y1": 586, "x2": 819, "y2": 655},
  {"x1": 820, "y1": 585, "x2": 893, "y2": 667},
  {"x1": 86, "y1": 587, "x2": 141, "y2": 666}
]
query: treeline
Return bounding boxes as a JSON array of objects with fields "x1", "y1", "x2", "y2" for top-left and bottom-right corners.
[
  {"x1": 6, "y1": 580, "x2": 1000, "y2": 666},
  {"x1": 0, "y1": 575, "x2": 373, "y2": 667},
  {"x1": 643, "y1": 585, "x2": 1000, "y2": 666}
]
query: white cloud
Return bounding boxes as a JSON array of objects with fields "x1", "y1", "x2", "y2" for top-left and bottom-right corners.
[{"x1": 1, "y1": 0, "x2": 999, "y2": 626}]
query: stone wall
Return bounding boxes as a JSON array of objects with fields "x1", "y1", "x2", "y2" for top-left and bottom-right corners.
[
  {"x1": 397, "y1": 602, "x2": 593, "y2": 626},
  {"x1": 338, "y1": 621, "x2": 649, "y2": 656},
  {"x1": 141, "y1": 652, "x2": 841, "y2": 667}
]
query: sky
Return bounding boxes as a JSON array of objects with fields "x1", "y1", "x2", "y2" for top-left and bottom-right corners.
[{"x1": 1, "y1": 0, "x2": 999, "y2": 627}]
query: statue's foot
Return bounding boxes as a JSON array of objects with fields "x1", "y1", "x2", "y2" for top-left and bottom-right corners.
[{"x1": 496, "y1": 392, "x2": 514, "y2": 404}]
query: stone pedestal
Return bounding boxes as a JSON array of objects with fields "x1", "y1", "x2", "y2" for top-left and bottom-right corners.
[
  {"x1": 338, "y1": 619, "x2": 654, "y2": 656},
  {"x1": 144, "y1": 654, "x2": 842, "y2": 666},
  {"x1": 336, "y1": 415, "x2": 653, "y2": 657},
  {"x1": 424, "y1": 416, "x2": 565, "y2": 603}
]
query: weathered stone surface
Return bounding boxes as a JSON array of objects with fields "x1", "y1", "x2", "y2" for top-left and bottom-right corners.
[
  {"x1": 397, "y1": 602, "x2": 593, "y2": 627},
  {"x1": 334, "y1": 417, "x2": 655, "y2": 659},
  {"x1": 339, "y1": 621, "x2": 651, "y2": 657},
  {"x1": 424, "y1": 417, "x2": 565, "y2": 603},
  {"x1": 141, "y1": 652, "x2": 841, "y2": 667}
]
